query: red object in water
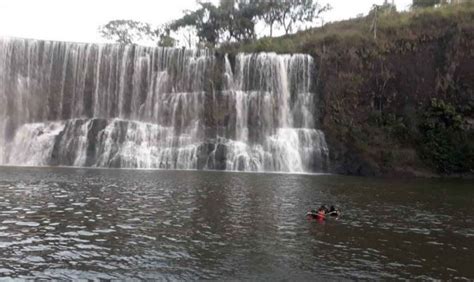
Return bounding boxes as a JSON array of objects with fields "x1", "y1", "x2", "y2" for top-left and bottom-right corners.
[{"x1": 306, "y1": 212, "x2": 326, "y2": 221}]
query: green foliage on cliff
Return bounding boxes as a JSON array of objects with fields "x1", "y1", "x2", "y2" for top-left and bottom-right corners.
[{"x1": 419, "y1": 99, "x2": 474, "y2": 174}]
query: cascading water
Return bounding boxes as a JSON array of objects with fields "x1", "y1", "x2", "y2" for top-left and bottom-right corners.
[{"x1": 0, "y1": 37, "x2": 328, "y2": 173}]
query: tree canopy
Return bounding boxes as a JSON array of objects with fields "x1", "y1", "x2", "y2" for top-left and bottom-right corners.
[
  {"x1": 268, "y1": 0, "x2": 332, "y2": 35},
  {"x1": 99, "y1": 0, "x2": 331, "y2": 47},
  {"x1": 169, "y1": 0, "x2": 330, "y2": 46},
  {"x1": 99, "y1": 20, "x2": 160, "y2": 45},
  {"x1": 169, "y1": 0, "x2": 262, "y2": 46}
]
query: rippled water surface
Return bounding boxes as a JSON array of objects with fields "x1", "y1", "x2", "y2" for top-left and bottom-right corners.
[{"x1": 0, "y1": 167, "x2": 473, "y2": 279}]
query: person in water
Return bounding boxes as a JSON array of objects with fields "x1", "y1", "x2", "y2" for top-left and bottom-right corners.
[
  {"x1": 323, "y1": 205, "x2": 329, "y2": 213},
  {"x1": 307, "y1": 205, "x2": 327, "y2": 219},
  {"x1": 317, "y1": 208, "x2": 326, "y2": 218},
  {"x1": 307, "y1": 205, "x2": 340, "y2": 219},
  {"x1": 327, "y1": 205, "x2": 341, "y2": 217}
]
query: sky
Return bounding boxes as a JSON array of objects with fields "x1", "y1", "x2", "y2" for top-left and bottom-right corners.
[{"x1": 0, "y1": 0, "x2": 413, "y2": 44}]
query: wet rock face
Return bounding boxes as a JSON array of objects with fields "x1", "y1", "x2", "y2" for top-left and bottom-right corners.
[
  {"x1": 213, "y1": 143, "x2": 228, "y2": 170},
  {"x1": 0, "y1": 38, "x2": 329, "y2": 173},
  {"x1": 195, "y1": 142, "x2": 227, "y2": 170},
  {"x1": 312, "y1": 22, "x2": 474, "y2": 177}
]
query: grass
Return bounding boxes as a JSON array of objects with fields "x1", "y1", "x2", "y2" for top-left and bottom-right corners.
[{"x1": 220, "y1": 2, "x2": 474, "y2": 55}]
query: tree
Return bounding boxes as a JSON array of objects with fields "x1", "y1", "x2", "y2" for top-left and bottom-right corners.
[
  {"x1": 101, "y1": 0, "x2": 332, "y2": 47},
  {"x1": 170, "y1": 2, "x2": 222, "y2": 46},
  {"x1": 99, "y1": 20, "x2": 160, "y2": 44},
  {"x1": 170, "y1": 0, "x2": 261, "y2": 46},
  {"x1": 175, "y1": 26, "x2": 199, "y2": 49},
  {"x1": 412, "y1": 0, "x2": 441, "y2": 8},
  {"x1": 369, "y1": 1, "x2": 397, "y2": 40},
  {"x1": 271, "y1": 0, "x2": 331, "y2": 35},
  {"x1": 158, "y1": 30, "x2": 176, "y2": 47},
  {"x1": 99, "y1": 20, "x2": 177, "y2": 47},
  {"x1": 226, "y1": 0, "x2": 261, "y2": 41},
  {"x1": 258, "y1": 1, "x2": 283, "y2": 37}
]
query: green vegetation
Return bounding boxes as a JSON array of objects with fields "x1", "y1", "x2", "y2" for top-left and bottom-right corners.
[
  {"x1": 226, "y1": 1, "x2": 474, "y2": 54},
  {"x1": 98, "y1": 20, "x2": 177, "y2": 47},
  {"x1": 99, "y1": 0, "x2": 330, "y2": 47},
  {"x1": 169, "y1": 0, "x2": 261, "y2": 46},
  {"x1": 419, "y1": 99, "x2": 474, "y2": 174},
  {"x1": 99, "y1": 20, "x2": 160, "y2": 45}
]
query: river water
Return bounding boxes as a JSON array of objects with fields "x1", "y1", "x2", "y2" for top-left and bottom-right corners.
[{"x1": 0, "y1": 167, "x2": 472, "y2": 279}]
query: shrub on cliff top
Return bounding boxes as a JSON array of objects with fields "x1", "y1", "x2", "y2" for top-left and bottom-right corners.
[{"x1": 229, "y1": 1, "x2": 474, "y2": 55}]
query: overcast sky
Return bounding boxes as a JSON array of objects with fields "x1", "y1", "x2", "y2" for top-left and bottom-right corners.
[{"x1": 0, "y1": 0, "x2": 412, "y2": 44}]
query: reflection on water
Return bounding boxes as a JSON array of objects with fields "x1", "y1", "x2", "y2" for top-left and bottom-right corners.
[{"x1": 0, "y1": 167, "x2": 472, "y2": 279}]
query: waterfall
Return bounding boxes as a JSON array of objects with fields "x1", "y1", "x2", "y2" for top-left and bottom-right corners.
[{"x1": 0, "y1": 37, "x2": 329, "y2": 173}]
